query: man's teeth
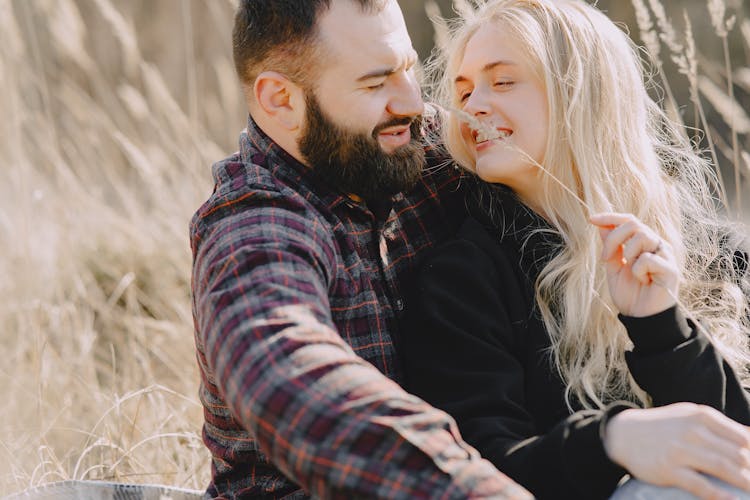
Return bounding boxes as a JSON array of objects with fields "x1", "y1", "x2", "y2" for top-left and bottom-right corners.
[{"x1": 476, "y1": 129, "x2": 509, "y2": 142}]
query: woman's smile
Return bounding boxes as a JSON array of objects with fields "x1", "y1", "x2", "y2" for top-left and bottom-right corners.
[{"x1": 454, "y1": 23, "x2": 548, "y2": 205}]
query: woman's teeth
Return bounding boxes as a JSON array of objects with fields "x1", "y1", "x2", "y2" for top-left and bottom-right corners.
[{"x1": 476, "y1": 129, "x2": 510, "y2": 143}]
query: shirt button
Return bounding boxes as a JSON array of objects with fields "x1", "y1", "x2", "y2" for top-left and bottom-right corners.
[
  {"x1": 395, "y1": 299, "x2": 404, "y2": 311},
  {"x1": 379, "y1": 235, "x2": 389, "y2": 267}
]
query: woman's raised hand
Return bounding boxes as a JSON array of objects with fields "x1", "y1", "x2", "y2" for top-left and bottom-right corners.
[
  {"x1": 604, "y1": 403, "x2": 750, "y2": 500},
  {"x1": 590, "y1": 212, "x2": 679, "y2": 317}
]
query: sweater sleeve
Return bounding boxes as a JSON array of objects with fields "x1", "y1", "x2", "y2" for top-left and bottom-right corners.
[
  {"x1": 401, "y1": 231, "x2": 628, "y2": 500},
  {"x1": 620, "y1": 307, "x2": 750, "y2": 424}
]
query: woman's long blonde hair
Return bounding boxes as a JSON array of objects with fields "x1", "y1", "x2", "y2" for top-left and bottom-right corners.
[{"x1": 432, "y1": 0, "x2": 750, "y2": 409}]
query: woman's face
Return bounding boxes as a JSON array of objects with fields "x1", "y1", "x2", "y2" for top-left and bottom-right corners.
[{"x1": 455, "y1": 22, "x2": 549, "y2": 204}]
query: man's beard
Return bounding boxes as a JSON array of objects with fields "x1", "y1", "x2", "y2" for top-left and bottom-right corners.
[{"x1": 298, "y1": 92, "x2": 424, "y2": 202}]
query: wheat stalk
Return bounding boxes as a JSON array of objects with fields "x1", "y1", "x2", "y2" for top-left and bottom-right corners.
[
  {"x1": 445, "y1": 107, "x2": 713, "y2": 339},
  {"x1": 705, "y1": 0, "x2": 743, "y2": 213}
]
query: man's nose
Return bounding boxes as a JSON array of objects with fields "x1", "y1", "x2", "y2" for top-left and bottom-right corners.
[{"x1": 386, "y1": 71, "x2": 424, "y2": 118}]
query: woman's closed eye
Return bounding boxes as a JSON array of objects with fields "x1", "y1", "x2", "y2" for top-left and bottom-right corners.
[
  {"x1": 458, "y1": 81, "x2": 514, "y2": 103},
  {"x1": 459, "y1": 91, "x2": 473, "y2": 103}
]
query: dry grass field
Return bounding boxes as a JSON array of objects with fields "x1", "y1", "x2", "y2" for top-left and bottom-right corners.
[
  {"x1": 0, "y1": 0, "x2": 748, "y2": 496},
  {"x1": 0, "y1": 0, "x2": 242, "y2": 494}
]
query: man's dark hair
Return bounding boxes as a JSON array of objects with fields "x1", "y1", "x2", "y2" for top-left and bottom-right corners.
[{"x1": 232, "y1": 0, "x2": 384, "y2": 89}]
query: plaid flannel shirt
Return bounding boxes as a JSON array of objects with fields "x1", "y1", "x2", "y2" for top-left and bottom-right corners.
[{"x1": 190, "y1": 116, "x2": 531, "y2": 499}]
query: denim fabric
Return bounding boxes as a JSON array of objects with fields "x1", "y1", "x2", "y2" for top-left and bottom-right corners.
[
  {"x1": 6, "y1": 480, "x2": 202, "y2": 500},
  {"x1": 612, "y1": 476, "x2": 750, "y2": 499}
]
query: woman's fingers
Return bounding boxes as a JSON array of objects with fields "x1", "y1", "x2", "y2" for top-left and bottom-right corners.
[
  {"x1": 589, "y1": 212, "x2": 637, "y2": 230},
  {"x1": 630, "y1": 251, "x2": 674, "y2": 286},
  {"x1": 676, "y1": 409, "x2": 750, "y2": 495},
  {"x1": 590, "y1": 212, "x2": 679, "y2": 315},
  {"x1": 604, "y1": 404, "x2": 750, "y2": 499},
  {"x1": 589, "y1": 212, "x2": 634, "y2": 226},
  {"x1": 687, "y1": 448, "x2": 750, "y2": 494},
  {"x1": 621, "y1": 231, "x2": 663, "y2": 264},
  {"x1": 590, "y1": 213, "x2": 660, "y2": 264},
  {"x1": 687, "y1": 426, "x2": 750, "y2": 470},
  {"x1": 670, "y1": 468, "x2": 738, "y2": 500},
  {"x1": 699, "y1": 406, "x2": 750, "y2": 449},
  {"x1": 596, "y1": 219, "x2": 640, "y2": 262}
]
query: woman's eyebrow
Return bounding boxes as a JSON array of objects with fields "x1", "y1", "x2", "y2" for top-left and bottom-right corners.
[{"x1": 455, "y1": 60, "x2": 517, "y2": 83}]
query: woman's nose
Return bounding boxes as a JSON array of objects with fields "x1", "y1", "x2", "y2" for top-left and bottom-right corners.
[{"x1": 463, "y1": 87, "x2": 491, "y2": 116}]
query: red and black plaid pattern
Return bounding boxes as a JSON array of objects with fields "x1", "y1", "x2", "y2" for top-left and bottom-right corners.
[{"x1": 190, "y1": 117, "x2": 531, "y2": 499}]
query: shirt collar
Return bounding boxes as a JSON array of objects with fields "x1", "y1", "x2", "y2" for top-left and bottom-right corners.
[{"x1": 239, "y1": 114, "x2": 313, "y2": 190}]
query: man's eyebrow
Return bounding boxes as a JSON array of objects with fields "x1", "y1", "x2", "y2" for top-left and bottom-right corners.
[
  {"x1": 357, "y1": 52, "x2": 419, "y2": 82},
  {"x1": 357, "y1": 67, "x2": 396, "y2": 82},
  {"x1": 455, "y1": 59, "x2": 516, "y2": 83}
]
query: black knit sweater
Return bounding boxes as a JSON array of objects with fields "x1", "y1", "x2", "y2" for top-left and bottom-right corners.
[{"x1": 401, "y1": 189, "x2": 750, "y2": 500}]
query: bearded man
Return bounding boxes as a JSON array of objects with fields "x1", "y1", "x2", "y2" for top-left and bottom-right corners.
[{"x1": 189, "y1": 1, "x2": 530, "y2": 498}]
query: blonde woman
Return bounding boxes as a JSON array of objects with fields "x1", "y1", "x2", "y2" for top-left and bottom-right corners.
[{"x1": 401, "y1": 1, "x2": 750, "y2": 499}]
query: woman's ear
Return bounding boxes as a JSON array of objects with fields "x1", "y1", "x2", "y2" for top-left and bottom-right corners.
[{"x1": 253, "y1": 71, "x2": 305, "y2": 131}]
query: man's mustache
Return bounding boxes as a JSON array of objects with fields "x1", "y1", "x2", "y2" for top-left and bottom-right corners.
[{"x1": 371, "y1": 116, "x2": 422, "y2": 139}]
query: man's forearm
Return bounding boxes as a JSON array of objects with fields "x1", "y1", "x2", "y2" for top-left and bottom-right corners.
[{"x1": 205, "y1": 311, "x2": 529, "y2": 498}]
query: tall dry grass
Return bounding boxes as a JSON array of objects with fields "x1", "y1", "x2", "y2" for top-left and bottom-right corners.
[
  {"x1": 0, "y1": 0, "x2": 242, "y2": 494},
  {"x1": 0, "y1": 0, "x2": 748, "y2": 497},
  {"x1": 628, "y1": 0, "x2": 750, "y2": 215}
]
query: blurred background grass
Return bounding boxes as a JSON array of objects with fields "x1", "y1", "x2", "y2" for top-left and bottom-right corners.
[{"x1": 1, "y1": 0, "x2": 748, "y2": 495}]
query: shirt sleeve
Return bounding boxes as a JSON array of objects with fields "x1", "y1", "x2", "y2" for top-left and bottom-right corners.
[
  {"x1": 191, "y1": 193, "x2": 530, "y2": 500},
  {"x1": 401, "y1": 230, "x2": 628, "y2": 500},
  {"x1": 620, "y1": 307, "x2": 750, "y2": 424}
]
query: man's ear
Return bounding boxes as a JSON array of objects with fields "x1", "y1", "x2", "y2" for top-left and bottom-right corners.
[{"x1": 253, "y1": 71, "x2": 305, "y2": 131}]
